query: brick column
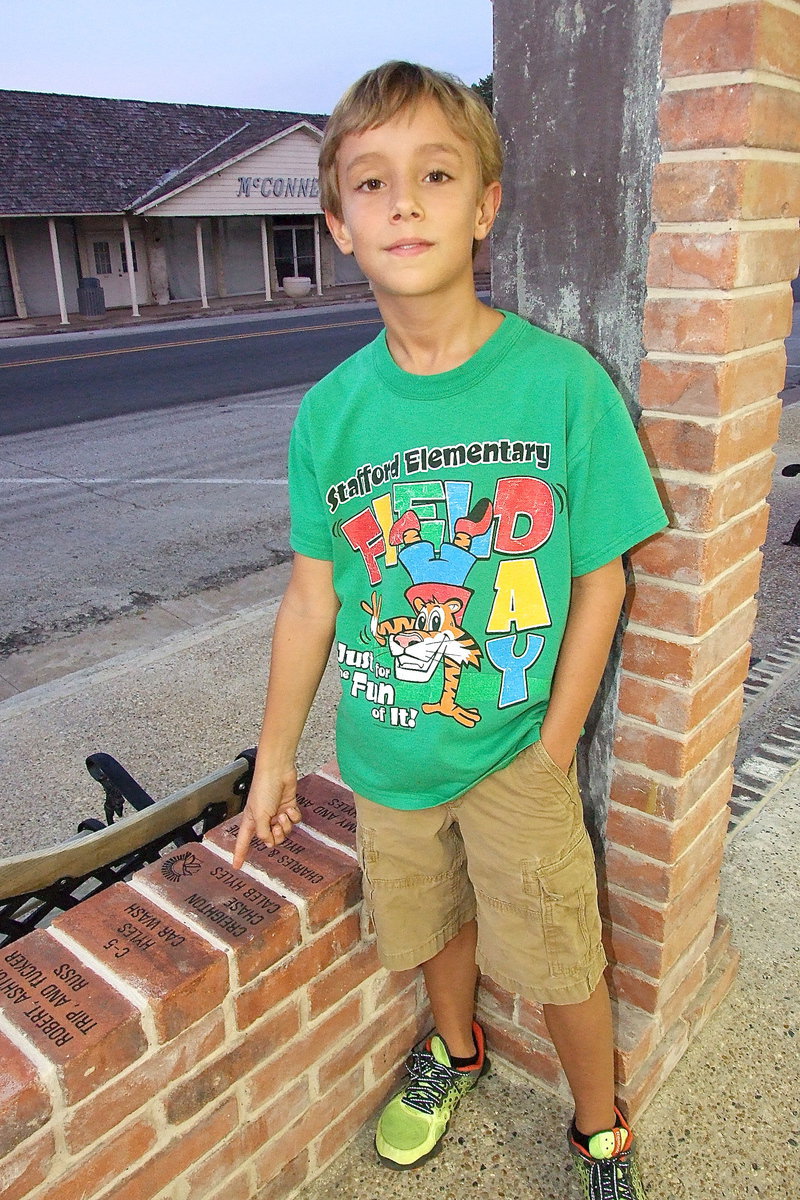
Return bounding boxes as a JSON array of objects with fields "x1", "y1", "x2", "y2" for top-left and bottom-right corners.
[{"x1": 489, "y1": 0, "x2": 800, "y2": 1115}]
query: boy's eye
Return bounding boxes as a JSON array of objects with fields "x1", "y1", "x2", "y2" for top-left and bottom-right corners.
[
  {"x1": 425, "y1": 170, "x2": 451, "y2": 183},
  {"x1": 357, "y1": 178, "x2": 384, "y2": 192}
]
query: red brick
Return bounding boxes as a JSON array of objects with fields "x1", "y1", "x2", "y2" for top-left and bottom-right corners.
[
  {"x1": 249, "y1": 1066, "x2": 365, "y2": 1189},
  {"x1": 627, "y1": 552, "x2": 762, "y2": 637},
  {"x1": 165, "y1": 999, "x2": 300, "y2": 1125},
  {"x1": 605, "y1": 807, "x2": 728, "y2": 907},
  {"x1": 0, "y1": 930, "x2": 146, "y2": 1104},
  {"x1": 318, "y1": 992, "x2": 416, "y2": 1093},
  {"x1": 94, "y1": 1094, "x2": 240, "y2": 1200},
  {"x1": 515, "y1": 997, "x2": 550, "y2": 1040},
  {"x1": 683, "y1": 935, "x2": 740, "y2": 1034},
  {"x1": 46, "y1": 1115, "x2": 158, "y2": 1200},
  {"x1": 630, "y1": 505, "x2": 770, "y2": 584},
  {"x1": 662, "y1": 4, "x2": 800, "y2": 80},
  {"x1": 639, "y1": 346, "x2": 788, "y2": 419},
  {"x1": 0, "y1": 1034, "x2": 51, "y2": 1156},
  {"x1": 613, "y1": 689, "x2": 743, "y2": 777},
  {"x1": 606, "y1": 768, "x2": 734, "y2": 873},
  {"x1": 308, "y1": 940, "x2": 381, "y2": 1018},
  {"x1": 313, "y1": 1071, "x2": 399, "y2": 1172},
  {"x1": 647, "y1": 228, "x2": 800, "y2": 291},
  {"x1": 612, "y1": 1000, "x2": 660, "y2": 1087},
  {"x1": 617, "y1": 1015, "x2": 692, "y2": 1118},
  {"x1": 658, "y1": 452, "x2": 775, "y2": 533},
  {"x1": 659, "y1": 83, "x2": 800, "y2": 153},
  {"x1": 639, "y1": 399, "x2": 781, "y2": 475},
  {"x1": 644, "y1": 288, "x2": 793, "y2": 355},
  {"x1": 477, "y1": 973, "x2": 516, "y2": 1021},
  {"x1": 205, "y1": 821, "x2": 361, "y2": 933},
  {"x1": 244, "y1": 992, "x2": 362, "y2": 1113},
  {"x1": 250, "y1": 1151, "x2": 308, "y2": 1200},
  {"x1": 366, "y1": 965, "x2": 418, "y2": 1014},
  {"x1": 652, "y1": 158, "x2": 800, "y2": 222},
  {"x1": 480, "y1": 1013, "x2": 564, "y2": 1090},
  {"x1": 294, "y1": 773, "x2": 358, "y2": 851},
  {"x1": 64, "y1": 1006, "x2": 225, "y2": 1153},
  {"x1": 53, "y1": 883, "x2": 228, "y2": 1043},
  {"x1": 0, "y1": 1128, "x2": 56, "y2": 1200},
  {"x1": 618, "y1": 644, "x2": 750, "y2": 734},
  {"x1": 604, "y1": 857, "x2": 719, "y2": 946},
  {"x1": 204, "y1": 1168, "x2": 255, "y2": 1200},
  {"x1": 134, "y1": 842, "x2": 301, "y2": 983},
  {"x1": 604, "y1": 891, "x2": 718, "y2": 979},
  {"x1": 610, "y1": 727, "x2": 738, "y2": 822},
  {"x1": 621, "y1": 597, "x2": 756, "y2": 685},
  {"x1": 234, "y1": 911, "x2": 361, "y2": 1030}
]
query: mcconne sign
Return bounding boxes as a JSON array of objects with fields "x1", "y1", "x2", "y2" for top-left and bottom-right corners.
[{"x1": 236, "y1": 176, "x2": 319, "y2": 199}]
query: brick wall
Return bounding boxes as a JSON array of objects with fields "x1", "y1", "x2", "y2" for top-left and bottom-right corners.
[
  {"x1": 0, "y1": 768, "x2": 429, "y2": 1200},
  {"x1": 481, "y1": 0, "x2": 800, "y2": 1115}
]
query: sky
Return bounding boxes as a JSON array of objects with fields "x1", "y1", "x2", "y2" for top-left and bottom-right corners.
[{"x1": 1, "y1": 0, "x2": 493, "y2": 114}]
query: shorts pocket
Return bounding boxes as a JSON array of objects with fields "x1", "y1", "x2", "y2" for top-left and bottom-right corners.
[
  {"x1": 530, "y1": 739, "x2": 577, "y2": 794},
  {"x1": 522, "y1": 831, "x2": 601, "y2": 979}
]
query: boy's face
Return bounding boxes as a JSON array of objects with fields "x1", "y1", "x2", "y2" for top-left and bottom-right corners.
[{"x1": 325, "y1": 98, "x2": 501, "y2": 303}]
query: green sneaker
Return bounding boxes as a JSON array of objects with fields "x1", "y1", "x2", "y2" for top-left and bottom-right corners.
[
  {"x1": 375, "y1": 1021, "x2": 488, "y2": 1168},
  {"x1": 568, "y1": 1106, "x2": 648, "y2": 1199}
]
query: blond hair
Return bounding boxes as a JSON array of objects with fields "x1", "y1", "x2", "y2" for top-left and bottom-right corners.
[{"x1": 319, "y1": 61, "x2": 503, "y2": 218}]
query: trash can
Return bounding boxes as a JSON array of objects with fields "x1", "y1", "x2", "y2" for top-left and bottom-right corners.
[{"x1": 76, "y1": 276, "x2": 106, "y2": 316}]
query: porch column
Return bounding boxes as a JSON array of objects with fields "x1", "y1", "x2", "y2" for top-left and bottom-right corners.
[
  {"x1": 260, "y1": 217, "x2": 272, "y2": 302},
  {"x1": 47, "y1": 218, "x2": 69, "y2": 325},
  {"x1": 122, "y1": 216, "x2": 140, "y2": 317},
  {"x1": 195, "y1": 219, "x2": 209, "y2": 308},
  {"x1": 313, "y1": 215, "x2": 323, "y2": 297},
  {"x1": 3, "y1": 226, "x2": 28, "y2": 318}
]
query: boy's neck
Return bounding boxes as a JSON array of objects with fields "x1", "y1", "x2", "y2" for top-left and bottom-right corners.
[{"x1": 379, "y1": 287, "x2": 504, "y2": 377}]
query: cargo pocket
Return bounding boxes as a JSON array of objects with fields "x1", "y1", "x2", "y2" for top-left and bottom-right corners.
[{"x1": 522, "y1": 831, "x2": 601, "y2": 980}]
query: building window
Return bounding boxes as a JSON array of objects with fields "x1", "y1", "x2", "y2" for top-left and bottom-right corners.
[
  {"x1": 273, "y1": 223, "x2": 315, "y2": 286},
  {"x1": 120, "y1": 240, "x2": 138, "y2": 273},
  {"x1": 93, "y1": 241, "x2": 112, "y2": 275}
]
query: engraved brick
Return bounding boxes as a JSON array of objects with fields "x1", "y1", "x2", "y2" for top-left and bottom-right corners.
[
  {"x1": 53, "y1": 883, "x2": 228, "y2": 1043},
  {"x1": 0, "y1": 929, "x2": 146, "y2": 1104},
  {"x1": 135, "y1": 843, "x2": 300, "y2": 984},
  {"x1": 206, "y1": 821, "x2": 361, "y2": 932},
  {"x1": 0, "y1": 1033, "x2": 51, "y2": 1156},
  {"x1": 294, "y1": 772, "x2": 358, "y2": 851}
]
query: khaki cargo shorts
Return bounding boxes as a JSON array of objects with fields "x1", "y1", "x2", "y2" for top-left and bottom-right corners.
[{"x1": 354, "y1": 740, "x2": 607, "y2": 1006}]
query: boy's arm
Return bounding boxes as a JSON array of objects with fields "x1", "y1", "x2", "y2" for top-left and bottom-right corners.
[
  {"x1": 539, "y1": 557, "x2": 627, "y2": 774},
  {"x1": 233, "y1": 553, "x2": 339, "y2": 869}
]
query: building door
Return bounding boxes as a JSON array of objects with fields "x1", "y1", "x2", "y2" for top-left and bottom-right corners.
[
  {"x1": 0, "y1": 236, "x2": 16, "y2": 317},
  {"x1": 273, "y1": 224, "x2": 315, "y2": 287},
  {"x1": 85, "y1": 230, "x2": 149, "y2": 308}
]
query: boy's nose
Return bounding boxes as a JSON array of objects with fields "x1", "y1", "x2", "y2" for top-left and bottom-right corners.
[{"x1": 390, "y1": 188, "x2": 422, "y2": 220}]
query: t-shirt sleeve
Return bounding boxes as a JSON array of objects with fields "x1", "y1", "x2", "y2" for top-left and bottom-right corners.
[
  {"x1": 288, "y1": 408, "x2": 333, "y2": 561},
  {"x1": 567, "y1": 362, "x2": 668, "y2": 577}
]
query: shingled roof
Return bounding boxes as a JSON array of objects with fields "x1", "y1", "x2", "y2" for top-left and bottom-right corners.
[{"x1": 0, "y1": 90, "x2": 327, "y2": 217}]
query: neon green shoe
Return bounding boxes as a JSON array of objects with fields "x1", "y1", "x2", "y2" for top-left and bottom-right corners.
[
  {"x1": 568, "y1": 1106, "x2": 649, "y2": 1199},
  {"x1": 375, "y1": 1022, "x2": 488, "y2": 1169}
]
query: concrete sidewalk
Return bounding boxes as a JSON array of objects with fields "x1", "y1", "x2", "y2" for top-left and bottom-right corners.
[{"x1": 0, "y1": 572, "x2": 797, "y2": 1198}]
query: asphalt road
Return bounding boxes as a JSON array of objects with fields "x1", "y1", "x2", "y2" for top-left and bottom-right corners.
[{"x1": 0, "y1": 304, "x2": 383, "y2": 435}]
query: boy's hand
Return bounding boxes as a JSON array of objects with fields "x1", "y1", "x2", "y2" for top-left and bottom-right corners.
[{"x1": 232, "y1": 770, "x2": 302, "y2": 870}]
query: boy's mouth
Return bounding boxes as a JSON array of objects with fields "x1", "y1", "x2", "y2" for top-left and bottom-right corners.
[{"x1": 385, "y1": 239, "x2": 433, "y2": 255}]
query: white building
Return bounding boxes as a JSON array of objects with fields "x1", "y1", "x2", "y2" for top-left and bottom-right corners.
[{"x1": 0, "y1": 90, "x2": 365, "y2": 323}]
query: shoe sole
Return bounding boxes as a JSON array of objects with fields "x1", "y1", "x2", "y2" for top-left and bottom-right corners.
[{"x1": 374, "y1": 1054, "x2": 490, "y2": 1170}]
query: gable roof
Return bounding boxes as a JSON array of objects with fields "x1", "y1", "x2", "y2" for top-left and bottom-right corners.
[{"x1": 0, "y1": 90, "x2": 327, "y2": 217}]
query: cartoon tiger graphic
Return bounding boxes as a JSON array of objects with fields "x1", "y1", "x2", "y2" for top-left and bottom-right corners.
[{"x1": 361, "y1": 588, "x2": 482, "y2": 728}]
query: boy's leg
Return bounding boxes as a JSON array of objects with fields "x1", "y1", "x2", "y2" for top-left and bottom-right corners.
[
  {"x1": 543, "y1": 976, "x2": 616, "y2": 1135},
  {"x1": 421, "y1": 918, "x2": 479, "y2": 1058}
]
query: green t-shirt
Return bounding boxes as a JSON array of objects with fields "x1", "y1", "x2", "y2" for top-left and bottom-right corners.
[{"x1": 289, "y1": 311, "x2": 667, "y2": 809}]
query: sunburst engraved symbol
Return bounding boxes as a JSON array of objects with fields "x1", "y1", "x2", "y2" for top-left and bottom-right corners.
[{"x1": 161, "y1": 850, "x2": 203, "y2": 884}]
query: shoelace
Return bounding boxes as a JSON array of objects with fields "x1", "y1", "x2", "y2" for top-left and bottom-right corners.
[
  {"x1": 588, "y1": 1150, "x2": 637, "y2": 1200},
  {"x1": 401, "y1": 1048, "x2": 464, "y2": 1115}
]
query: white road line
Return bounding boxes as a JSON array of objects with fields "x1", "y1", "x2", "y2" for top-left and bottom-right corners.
[{"x1": 0, "y1": 477, "x2": 289, "y2": 484}]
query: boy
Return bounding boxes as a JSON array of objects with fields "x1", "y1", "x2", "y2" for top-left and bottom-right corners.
[{"x1": 233, "y1": 61, "x2": 667, "y2": 1199}]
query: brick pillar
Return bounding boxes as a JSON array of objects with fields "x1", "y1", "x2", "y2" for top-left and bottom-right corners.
[{"x1": 491, "y1": 0, "x2": 800, "y2": 1114}]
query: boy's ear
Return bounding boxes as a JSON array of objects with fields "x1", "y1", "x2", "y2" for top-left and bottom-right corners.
[
  {"x1": 324, "y1": 209, "x2": 354, "y2": 256},
  {"x1": 473, "y1": 181, "x2": 502, "y2": 244}
]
